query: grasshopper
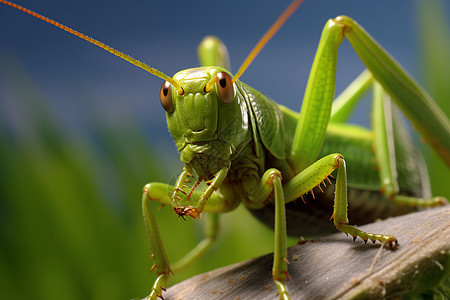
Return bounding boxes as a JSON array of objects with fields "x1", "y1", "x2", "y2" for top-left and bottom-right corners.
[{"x1": 2, "y1": 1, "x2": 449, "y2": 299}]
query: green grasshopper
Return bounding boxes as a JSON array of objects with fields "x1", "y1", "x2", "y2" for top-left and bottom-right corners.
[{"x1": 3, "y1": 0, "x2": 449, "y2": 299}]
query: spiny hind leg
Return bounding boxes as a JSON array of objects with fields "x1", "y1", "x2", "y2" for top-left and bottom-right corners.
[
  {"x1": 333, "y1": 156, "x2": 397, "y2": 247},
  {"x1": 284, "y1": 154, "x2": 398, "y2": 247}
]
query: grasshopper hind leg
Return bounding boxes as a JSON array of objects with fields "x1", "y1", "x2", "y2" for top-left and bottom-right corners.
[
  {"x1": 250, "y1": 185, "x2": 417, "y2": 237},
  {"x1": 283, "y1": 154, "x2": 399, "y2": 245},
  {"x1": 330, "y1": 155, "x2": 398, "y2": 247}
]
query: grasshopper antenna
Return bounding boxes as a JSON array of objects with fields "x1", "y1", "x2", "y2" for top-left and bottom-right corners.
[
  {"x1": 232, "y1": 0, "x2": 305, "y2": 83},
  {"x1": 0, "y1": 0, "x2": 184, "y2": 95}
]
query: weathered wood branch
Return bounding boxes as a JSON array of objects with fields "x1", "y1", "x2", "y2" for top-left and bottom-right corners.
[{"x1": 164, "y1": 206, "x2": 449, "y2": 299}]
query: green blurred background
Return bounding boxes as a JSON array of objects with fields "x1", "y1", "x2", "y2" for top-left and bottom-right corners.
[{"x1": 0, "y1": 1, "x2": 449, "y2": 299}]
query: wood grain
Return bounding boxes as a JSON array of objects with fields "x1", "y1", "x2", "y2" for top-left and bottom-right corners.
[{"x1": 163, "y1": 206, "x2": 450, "y2": 299}]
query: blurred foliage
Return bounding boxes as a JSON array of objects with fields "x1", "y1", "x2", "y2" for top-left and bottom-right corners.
[
  {"x1": 0, "y1": 50, "x2": 284, "y2": 300},
  {"x1": 0, "y1": 1, "x2": 449, "y2": 300}
]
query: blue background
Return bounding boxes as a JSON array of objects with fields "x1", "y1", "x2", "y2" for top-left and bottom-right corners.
[{"x1": 2, "y1": 0, "x2": 447, "y2": 158}]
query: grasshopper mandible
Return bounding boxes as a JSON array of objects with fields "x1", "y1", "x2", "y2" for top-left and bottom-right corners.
[{"x1": 2, "y1": 0, "x2": 448, "y2": 299}]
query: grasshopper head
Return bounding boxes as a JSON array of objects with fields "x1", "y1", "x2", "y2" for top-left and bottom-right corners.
[{"x1": 160, "y1": 66, "x2": 248, "y2": 177}]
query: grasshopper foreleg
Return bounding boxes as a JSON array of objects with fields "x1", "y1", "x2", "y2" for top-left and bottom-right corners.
[
  {"x1": 142, "y1": 180, "x2": 233, "y2": 299},
  {"x1": 242, "y1": 168, "x2": 291, "y2": 299},
  {"x1": 172, "y1": 165, "x2": 230, "y2": 220}
]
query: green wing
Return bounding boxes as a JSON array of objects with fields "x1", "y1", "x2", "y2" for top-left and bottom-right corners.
[{"x1": 237, "y1": 82, "x2": 287, "y2": 159}]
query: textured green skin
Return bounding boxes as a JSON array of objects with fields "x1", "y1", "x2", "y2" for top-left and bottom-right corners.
[
  {"x1": 235, "y1": 85, "x2": 424, "y2": 236},
  {"x1": 251, "y1": 121, "x2": 424, "y2": 236},
  {"x1": 167, "y1": 66, "x2": 424, "y2": 237}
]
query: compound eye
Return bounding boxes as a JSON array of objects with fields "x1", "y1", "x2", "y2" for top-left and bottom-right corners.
[
  {"x1": 160, "y1": 81, "x2": 174, "y2": 113},
  {"x1": 216, "y1": 72, "x2": 234, "y2": 104}
]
